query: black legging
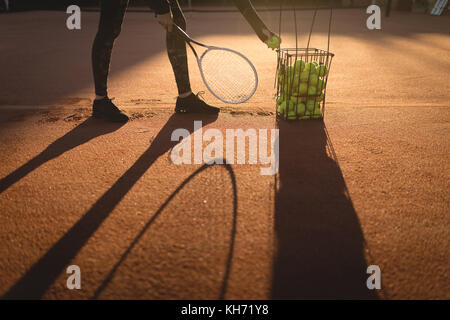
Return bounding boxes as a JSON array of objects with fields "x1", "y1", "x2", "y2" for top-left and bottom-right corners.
[
  {"x1": 92, "y1": 0, "x2": 267, "y2": 98},
  {"x1": 92, "y1": 0, "x2": 190, "y2": 97}
]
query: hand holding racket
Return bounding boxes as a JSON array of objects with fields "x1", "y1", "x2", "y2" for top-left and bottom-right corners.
[{"x1": 173, "y1": 24, "x2": 258, "y2": 104}]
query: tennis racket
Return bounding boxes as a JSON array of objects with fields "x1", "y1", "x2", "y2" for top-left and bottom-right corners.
[{"x1": 173, "y1": 24, "x2": 258, "y2": 104}]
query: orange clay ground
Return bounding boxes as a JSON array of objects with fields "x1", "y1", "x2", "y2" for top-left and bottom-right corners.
[{"x1": 0, "y1": 8, "x2": 449, "y2": 299}]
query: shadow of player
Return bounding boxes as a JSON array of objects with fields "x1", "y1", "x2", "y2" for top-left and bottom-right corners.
[
  {"x1": 3, "y1": 113, "x2": 218, "y2": 299},
  {"x1": 0, "y1": 118, "x2": 125, "y2": 195}
]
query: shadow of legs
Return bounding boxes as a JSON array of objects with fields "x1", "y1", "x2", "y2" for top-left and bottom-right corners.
[
  {"x1": 3, "y1": 113, "x2": 218, "y2": 299},
  {"x1": 0, "y1": 118, "x2": 125, "y2": 195}
]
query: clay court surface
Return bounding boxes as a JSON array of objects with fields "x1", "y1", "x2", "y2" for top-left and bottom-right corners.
[{"x1": 0, "y1": 8, "x2": 449, "y2": 299}]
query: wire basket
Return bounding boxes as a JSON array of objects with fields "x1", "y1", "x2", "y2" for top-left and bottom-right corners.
[
  {"x1": 275, "y1": 48, "x2": 334, "y2": 121},
  {"x1": 273, "y1": 4, "x2": 334, "y2": 121}
]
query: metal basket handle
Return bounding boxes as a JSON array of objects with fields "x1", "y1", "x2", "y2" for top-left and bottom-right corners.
[{"x1": 277, "y1": 0, "x2": 333, "y2": 62}]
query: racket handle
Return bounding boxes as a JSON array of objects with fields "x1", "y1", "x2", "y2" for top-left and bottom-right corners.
[{"x1": 173, "y1": 23, "x2": 190, "y2": 42}]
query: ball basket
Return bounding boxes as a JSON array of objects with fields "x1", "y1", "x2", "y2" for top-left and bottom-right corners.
[{"x1": 275, "y1": 47, "x2": 334, "y2": 121}]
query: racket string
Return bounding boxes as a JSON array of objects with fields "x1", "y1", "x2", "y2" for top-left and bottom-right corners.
[{"x1": 200, "y1": 49, "x2": 257, "y2": 104}]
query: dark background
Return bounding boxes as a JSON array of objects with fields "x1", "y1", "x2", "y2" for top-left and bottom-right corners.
[{"x1": 1, "y1": 0, "x2": 373, "y2": 11}]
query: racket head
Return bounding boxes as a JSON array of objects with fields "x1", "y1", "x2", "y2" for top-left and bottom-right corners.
[{"x1": 198, "y1": 47, "x2": 258, "y2": 104}]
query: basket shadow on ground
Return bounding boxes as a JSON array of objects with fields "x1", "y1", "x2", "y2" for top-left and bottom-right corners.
[
  {"x1": 2, "y1": 113, "x2": 230, "y2": 299},
  {"x1": 272, "y1": 119, "x2": 379, "y2": 299}
]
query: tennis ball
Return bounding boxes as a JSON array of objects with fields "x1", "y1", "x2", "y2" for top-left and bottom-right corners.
[
  {"x1": 312, "y1": 108, "x2": 323, "y2": 119},
  {"x1": 317, "y1": 64, "x2": 328, "y2": 77},
  {"x1": 283, "y1": 79, "x2": 299, "y2": 96},
  {"x1": 308, "y1": 73, "x2": 319, "y2": 86},
  {"x1": 281, "y1": 76, "x2": 290, "y2": 87},
  {"x1": 300, "y1": 111, "x2": 313, "y2": 120},
  {"x1": 267, "y1": 35, "x2": 281, "y2": 49},
  {"x1": 291, "y1": 94, "x2": 306, "y2": 102},
  {"x1": 287, "y1": 99, "x2": 298, "y2": 120},
  {"x1": 296, "y1": 103, "x2": 306, "y2": 116},
  {"x1": 299, "y1": 82, "x2": 308, "y2": 95},
  {"x1": 299, "y1": 70, "x2": 311, "y2": 82},
  {"x1": 285, "y1": 66, "x2": 295, "y2": 78},
  {"x1": 304, "y1": 62, "x2": 317, "y2": 74},
  {"x1": 276, "y1": 95, "x2": 284, "y2": 105},
  {"x1": 291, "y1": 75, "x2": 300, "y2": 89},
  {"x1": 278, "y1": 101, "x2": 286, "y2": 114},
  {"x1": 290, "y1": 95, "x2": 306, "y2": 105},
  {"x1": 284, "y1": 69, "x2": 299, "y2": 84},
  {"x1": 283, "y1": 87, "x2": 294, "y2": 97},
  {"x1": 306, "y1": 99, "x2": 319, "y2": 112},
  {"x1": 287, "y1": 110, "x2": 297, "y2": 120},
  {"x1": 278, "y1": 100, "x2": 294, "y2": 116},
  {"x1": 282, "y1": 81, "x2": 291, "y2": 95},
  {"x1": 316, "y1": 92, "x2": 325, "y2": 102},
  {"x1": 307, "y1": 85, "x2": 317, "y2": 96},
  {"x1": 317, "y1": 79, "x2": 325, "y2": 91},
  {"x1": 294, "y1": 59, "x2": 305, "y2": 73},
  {"x1": 290, "y1": 96, "x2": 299, "y2": 104}
]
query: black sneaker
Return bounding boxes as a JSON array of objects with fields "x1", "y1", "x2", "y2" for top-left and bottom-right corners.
[
  {"x1": 175, "y1": 92, "x2": 220, "y2": 114},
  {"x1": 92, "y1": 98, "x2": 129, "y2": 123}
]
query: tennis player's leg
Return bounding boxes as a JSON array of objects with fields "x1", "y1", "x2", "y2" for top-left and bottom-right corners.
[
  {"x1": 167, "y1": 0, "x2": 219, "y2": 114},
  {"x1": 91, "y1": 0, "x2": 129, "y2": 122}
]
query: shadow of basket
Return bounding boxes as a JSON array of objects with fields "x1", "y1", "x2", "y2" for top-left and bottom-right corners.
[{"x1": 271, "y1": 119, "x2": 379, "y2": 299}]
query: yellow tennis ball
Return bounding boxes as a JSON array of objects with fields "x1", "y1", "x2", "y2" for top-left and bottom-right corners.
[
  {"x1": 278, "y1": 99, "x2": 294, "y2": 116},
  {"x1": 299, "y1": 83, "x2": 308, "y2": 95},
  {"x1": 296, "y1": 103, "x2": 306, "y2": 116},
  {"x1": 286, "y1": 99, "x2": 298, "y2": 119},
  {"x1": 300, "y1": 110, "x2": 313, "y2": 120},
  {"x1": 299, "y1": 70, "x2": 310, "y2": 82},
  {"x1": 276, "y1": 95, "x2": 285, "y2": 105},
  {"x1": 291, "y1": 75, "x2": 300, "y2": 90},
  {"x1": 290, "y1": 96, "x2": 300, "y2": 104},
  {"x1": 291, "y1": 95, "x2": 306, "y2": 103},
  {"x1": 291, "y1": 96, "x2": 306, "y2": 105},
  {"x1": 306, "y1": 99, "x2": 319, "y2": 112},
  {"x1": 308, "y1": 73, "x2": 319, "y2": 86},
  {"x1": 267, "y1": 35, "x2": 281, "y2": 49},
  {"x1": 312, "y1": 108, "x2": 323, "y2": 119},
  {"x1": 317, "y1": 64, "x2": 328, "y2": 77},
  {"x1": 277, "y1": 101, "x2": 286, "y2": 114},
  {"x1": 316, "y1": 92, "x2": 325, "y2": 102},
  {"x1": 283, "y1": 72, "x2": 297, "y2": 87},
  {"x1": 317, "y1": 79, "x2": 325, "y2": 91},
  {"x1": 287, "y1": 110, "x2": 297, "y2": 120},
  {"x1": 304, "y1": 62, "x2": 317, "y2": 74},
  {"x1": 282, "y1": 82, "x2": 291, "y2": 96},
  {"x1": 285, "y1": 66, "x2": 295, "y2": 78},
  {"x1": 294, "y1": 59, "x2": 305, "y2": 73},
  {"x1": 307, "y1": 85, "x2": 317, "y2": 96}
]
